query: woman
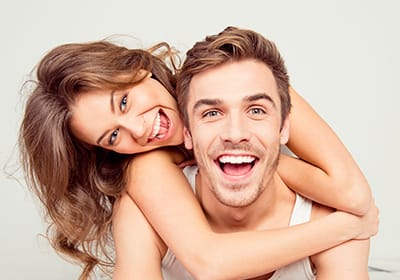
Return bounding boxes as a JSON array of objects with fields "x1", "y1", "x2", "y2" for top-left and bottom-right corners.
[{"x1": 19, "y1": 38, "x2": 376, "y2": 280}]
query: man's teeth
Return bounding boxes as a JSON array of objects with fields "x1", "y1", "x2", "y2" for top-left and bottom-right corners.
[
  {"x1": 151, "y1": 112, "x2": 161, "y2": 139},
  {"x1": 219, "y1": 155, "x2": 255, "y2": 164}
]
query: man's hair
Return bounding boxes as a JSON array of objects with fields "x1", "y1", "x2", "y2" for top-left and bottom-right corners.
[{"x1": 177, "y1": 26, "x2": 291, "y2": 128}]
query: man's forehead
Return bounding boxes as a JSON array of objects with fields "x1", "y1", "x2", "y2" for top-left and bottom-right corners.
[{"x1": 187, "y1": 59, "x2": 279, "y2": 107}]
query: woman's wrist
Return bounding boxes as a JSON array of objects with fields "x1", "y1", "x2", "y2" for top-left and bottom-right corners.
[{"x1": 329, "y1": 207, "x2": 378, "y2": 241}]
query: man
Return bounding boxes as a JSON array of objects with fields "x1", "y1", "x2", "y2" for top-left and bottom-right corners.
[
  {"x1": 113, "y1": 27, "x2": 373, "y2": 280},
  {"x1": 175, "y1": 26, "x2": 369, "y2": 279}
]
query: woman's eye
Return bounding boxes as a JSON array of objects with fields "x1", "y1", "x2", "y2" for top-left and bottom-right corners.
[
  {"x1": 109, "y1": 129, "x2": 119, "y2": 145},
  {"x1": 120, "y1": 95, "x2": 128, "y2": 111}
]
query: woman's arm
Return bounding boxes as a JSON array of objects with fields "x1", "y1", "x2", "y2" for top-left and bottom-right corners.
[
  {"x1": 278, "y1": 86, "x2": 372, "y2": 215},
  {"x1": 309, "y1": 201, "x2": 370, "y2": 279},
  {"x1": 126, "y1": 148, "x2": 378, "y2": 280},
  {"x1": 112, "y1": 192, "x2": 166, "y2": 280}
]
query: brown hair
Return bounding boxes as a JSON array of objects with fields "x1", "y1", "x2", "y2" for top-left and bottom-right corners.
[
  {"x1": 177, "y1": 26, "x2": 291, "y2": 128},
  {"x1": 19, "y1": 40, "x2": 178, "y2": 278}
]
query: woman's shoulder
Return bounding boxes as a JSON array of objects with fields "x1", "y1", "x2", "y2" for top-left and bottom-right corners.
[
  {"x1": 112, "y1": 191, "x2": 134, "y2": 224},
  {"x1": 129, "y1": 146, "x2": 185, "y2": 168}
]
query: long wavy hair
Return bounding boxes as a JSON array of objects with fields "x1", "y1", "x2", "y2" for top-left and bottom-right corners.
[{"x1": 19, "y1": 40, "x2": 179, "y2": 279}]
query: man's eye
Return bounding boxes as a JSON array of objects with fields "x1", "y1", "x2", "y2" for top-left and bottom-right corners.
[
  {"x1": 249, "y1": 107, "x2": 266, "y2": 115},
  {"x1": 120, "y1": 95, "x2": 128, "y2": 111},
  {"x1": 109, "y1": 129, "x2": 119, "y2": 145},
  {"x1": 203, "y1": 110, "x2": 220, "y2": 118}
]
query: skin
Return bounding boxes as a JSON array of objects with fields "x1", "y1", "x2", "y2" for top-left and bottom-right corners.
[
  {"x1": 66, "y1": 50, "x2": 376, "y2": 279},
  {"x1": 278, "y1": 90, "x2": 371, "y2": 215},
  {"x1": 112, "y1": 59, "x2": 376, "y2": 279},
  {"x1": 184, "y1": 59, "x2": 369, "y2": 278},
  {"x1": 113, "y1": 160, "x2": 375, "y2": 279},
  {"x1": 70, "y1": 73, "x2": 183, "y2": 154},
  {"x1": 70, "y1": 71, "x2": 372, "y2": 216},
  {"x1": 184, "y1": 58, "x2": 288, "y2": 210}
]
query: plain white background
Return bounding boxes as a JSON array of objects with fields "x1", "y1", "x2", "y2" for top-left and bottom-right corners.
[{"x1": 1, "y1": 0, "x2": 399, "y2": 279}]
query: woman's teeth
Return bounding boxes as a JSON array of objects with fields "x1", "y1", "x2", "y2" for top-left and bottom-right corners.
[{"x1": 150, "y1": 112, "x2": 161, "y2": 139}]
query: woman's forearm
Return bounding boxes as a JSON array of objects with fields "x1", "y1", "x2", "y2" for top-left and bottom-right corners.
[
  {"x1": 127, "y1": 149, "x2": 377, "y2": 279},
  {"x1": 190, "y1": 211, "x2": 370, "y2": 280},
  {"x1": 278, "y1": 153, "x2": 371, "y2": 215},
  {"x1": 282, "y1": 87, "x2": 372, "y2": 215}
]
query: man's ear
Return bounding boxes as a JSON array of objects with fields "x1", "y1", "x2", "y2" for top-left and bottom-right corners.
[
  {"x1": 280, "y1": 116, "x2": 290, "y2": 145},
  {"x1": 183, "y1": 126, "x2": 193, "y2": 150}
]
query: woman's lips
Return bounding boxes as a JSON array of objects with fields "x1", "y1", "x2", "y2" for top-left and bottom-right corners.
[{"x1": 148, "y1": 109, "x2": 170, "y2": 142}]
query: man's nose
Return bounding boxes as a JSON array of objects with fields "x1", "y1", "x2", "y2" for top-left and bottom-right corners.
[{"x1": 220, "y1": 113, "x2": 251, "y2": 144}]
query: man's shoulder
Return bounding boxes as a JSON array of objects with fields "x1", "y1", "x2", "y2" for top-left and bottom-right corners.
[{"x1": 309, "y1": 201, "x2": 370, "y2": 277}]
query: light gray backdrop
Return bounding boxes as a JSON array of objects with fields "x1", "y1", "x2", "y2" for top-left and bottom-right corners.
[{"x1": 1, "y1": 0, "x2": 399, "y2": 279}]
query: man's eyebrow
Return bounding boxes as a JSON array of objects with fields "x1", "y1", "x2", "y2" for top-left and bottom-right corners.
[
  {"x1": 245, "y1": 93, "x2": 276, "y2": 107},
  {"x1": 192, "y1": 93, "x2": 275, "y2": 112},
  {"x1": 96, "y1": 90, "x2": 115, "y2": 145},
  {"x1": 192, "y1": 98, "x2": 222, "y2": 111}
]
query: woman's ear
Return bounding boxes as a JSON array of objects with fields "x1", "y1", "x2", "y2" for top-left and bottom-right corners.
[
  {"x1": 138, "y1": 69, "x2": 153, "y2": 79},
  {"x1": 280, "y1": 116, "x2": 290, "y2": 145},
  {"x1": 183, "y1": 127, "x2": 193, "y2": 150}
]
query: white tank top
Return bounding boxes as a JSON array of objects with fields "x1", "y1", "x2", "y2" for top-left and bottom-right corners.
[{"x1": 161, "y1": 165, "x2": 316, "y2": 280}]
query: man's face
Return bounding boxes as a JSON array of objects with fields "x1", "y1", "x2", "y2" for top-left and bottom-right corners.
[{"x1": 184, "y1": 59, "x2": 289, "y2": 207}]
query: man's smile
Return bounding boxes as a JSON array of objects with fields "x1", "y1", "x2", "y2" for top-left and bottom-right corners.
[{"x1": 215, "y1": 154, "x2": 258, "y2": 177}]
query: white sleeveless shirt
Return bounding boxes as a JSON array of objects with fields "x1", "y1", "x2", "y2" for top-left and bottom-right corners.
[{"x1": 162, "y1": 165, "x2": 316, "y2": 280}]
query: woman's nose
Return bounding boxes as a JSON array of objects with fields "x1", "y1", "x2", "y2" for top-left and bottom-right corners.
[{"x1": 122, "y1": 115, "x2": 147, "y2": 144}]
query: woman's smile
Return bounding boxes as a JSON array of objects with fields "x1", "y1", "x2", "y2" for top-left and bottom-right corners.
[
  {"x1": 148, "y1": 109, "x2": 171, "y2": 142},
  {"x1": 70, "y1": 76, "x2": 184, "y2": 154}
]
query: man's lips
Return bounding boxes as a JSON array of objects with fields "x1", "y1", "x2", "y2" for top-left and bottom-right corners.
[{"x1": 216, "y1": 154, "x2": 257, "y2": 176}]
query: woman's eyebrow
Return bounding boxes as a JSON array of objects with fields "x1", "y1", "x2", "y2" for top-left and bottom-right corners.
[
  {"x1": 110, "y1": 90, "x2": 116, "y2": 113},
  {"x1": 96, "y1": 90, "x2": 116, "y2": 145},
  {"x1": 96, "y1": 131, "x2": 108, "y2": 145}
]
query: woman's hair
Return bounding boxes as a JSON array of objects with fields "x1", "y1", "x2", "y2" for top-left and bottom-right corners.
[
  {"x1": 177, "y1": 26, "x2": 291, "y2": 129},
  {"x1": 19, "y1": 40, "x2": 179, "y2": 279}
]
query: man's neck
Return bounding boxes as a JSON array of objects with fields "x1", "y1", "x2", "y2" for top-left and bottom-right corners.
[{"x1": 195, "y1": 171, "x2": 296, "y2": 232}]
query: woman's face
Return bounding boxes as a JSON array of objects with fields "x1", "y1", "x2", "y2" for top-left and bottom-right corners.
[{"x1": 70, "y1": 75, "x2": 184, "y2": 154}]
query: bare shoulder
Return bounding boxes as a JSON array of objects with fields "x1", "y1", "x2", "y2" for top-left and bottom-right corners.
[
  {"x1": 310, "y1": 201, "x2": 370, "y2": 278},
  {"x1": 126, "y1": 147, "x2": 185, "y2": 186},
  {"x1": 112, "y1": 191, "x2": 168, "y2": 279},
  {"x1": 112, "y1": 192, "x2": 137, "y2": 223},
  {"x1": 130, "y1": 147, "x2": 185, "y2": 167},
  {"x1": 112, "y1": 192, "x2": 168, "y2": 253}
]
